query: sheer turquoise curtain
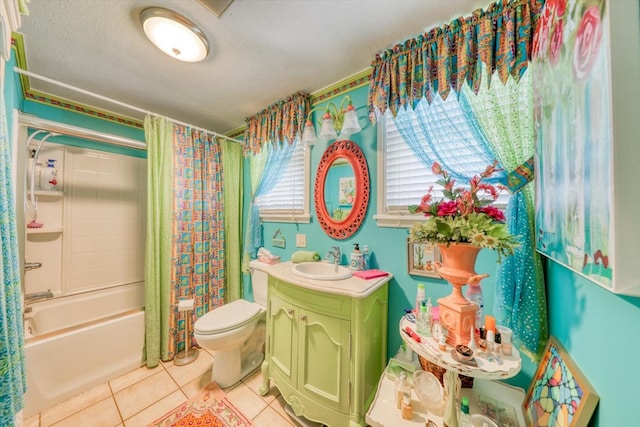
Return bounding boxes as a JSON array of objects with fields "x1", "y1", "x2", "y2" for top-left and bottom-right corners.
[
  {"x1": 461, "y1": 69, "x2": 548, "y2": 361},
  {"x1": 393, "y1": 94, "x2": 507, "y2": 184},
  {"x1": 242, "y1": 142, "x2": 295, "y2": 270},
  {"x1": 0, "y1": 90, "x2": 26, "y2": 425}
]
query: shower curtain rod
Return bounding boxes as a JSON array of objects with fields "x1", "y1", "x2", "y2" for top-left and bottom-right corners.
[
  {"x1": 19, "y1": 113, "x2": 147, "y2": 150},
  {"x1": 14, "y1": 67, "x2": 245, "y2": 145}
]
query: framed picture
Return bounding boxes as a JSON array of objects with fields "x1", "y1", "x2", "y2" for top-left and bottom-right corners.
[
  {"x1": 338, "y1": 177, "x2": 355, "y2": 207},
  {"x1": 524, "y1": 336, "x2": 599, "y2": 427},
  {"x1": 407, "y1": 239, "x2": 441, "y2": 278}
]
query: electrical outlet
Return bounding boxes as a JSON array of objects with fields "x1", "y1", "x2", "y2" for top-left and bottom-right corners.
[{"x1": 296, "y1": 233, "x2": 307, "y2": 248}]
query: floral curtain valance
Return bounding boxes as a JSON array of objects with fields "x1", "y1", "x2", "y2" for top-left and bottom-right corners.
[
  {"x1": 244, "y1": 91, "x2": 311, "y2": 154},
  {"x1": 367, "y1": 0, "x2": 544, "y2": 122}
]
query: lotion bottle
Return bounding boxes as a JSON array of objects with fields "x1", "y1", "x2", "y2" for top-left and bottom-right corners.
[
  {"x1": 362, "y1": 244, "x2": 371, "y2": 270},
  {"x1": 350, "y1": 243, "x2": 364, "y2": 271}
]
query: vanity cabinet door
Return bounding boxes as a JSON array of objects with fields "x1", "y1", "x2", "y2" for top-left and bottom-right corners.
[
  {"x1": 297, "y1": 308, "x2": 350, "y2": 414},
  {"x1": 268, "y1": 294, "x2": 298, "y2": 385}
]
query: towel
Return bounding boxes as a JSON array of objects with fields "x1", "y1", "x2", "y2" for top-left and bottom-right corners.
[
  {"x1": 291, "y1": 251, "x2": 321, "y2": 263},
  {"x1": 353, "y1": 269, "x2": 389, "y2": 280}
]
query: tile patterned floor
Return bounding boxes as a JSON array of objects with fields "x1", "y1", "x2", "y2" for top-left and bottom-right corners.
[{"x1": 23, "y1": 349, "x2": 299, "y2": 427}]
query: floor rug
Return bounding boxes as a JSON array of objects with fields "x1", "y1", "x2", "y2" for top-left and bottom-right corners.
[{"x1": 149, "y1": 382, "x2": 253, "y2": 427}]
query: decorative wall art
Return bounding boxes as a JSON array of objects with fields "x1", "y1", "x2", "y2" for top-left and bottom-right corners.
[
  {"x1": 338, "y1": 177, "x2": 355, "y2": 207},
  {"x1": 533, "y1": 0, "x2": 640, "y2": 294},
  {"x1": 523, "y1": 337, "x2": 599, "y2": 427},
  {"x1": 407, "y1": 238, "x2": 441, "y2": 278}
]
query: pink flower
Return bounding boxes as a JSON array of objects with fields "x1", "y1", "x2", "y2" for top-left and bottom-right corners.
[
  {"x1": 431, "y1": 162, "x2": 443, "y2": 176},
  {"x1": 477, "y1": 182, "x2": 499, "y2": 200},
  {"x1": 573, "y1": 6, "x2": 602, "y2": 81},
  {"x1": 549, "y1": 19, "x2": 564, "y2": 66},
  {"x1": 418, "y1": 193, "x2": 433, "y2": 213},
  {"x1": 437, "y1": 201, "x2": 458, "y2": 217},
  {"x1": 479, "y1": 206, "x2": 506, "y2": 222}
]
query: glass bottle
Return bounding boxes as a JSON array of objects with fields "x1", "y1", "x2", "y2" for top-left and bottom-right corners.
[
  {"x1": 466, "y1": 282, "x2": 483, "y2": 333},
  {"x1": 459, "y1": 396, "x2": 471, "y2": 427},
  {"x1": 395, "y1": 371, "x2": 411, "y2": 409}
]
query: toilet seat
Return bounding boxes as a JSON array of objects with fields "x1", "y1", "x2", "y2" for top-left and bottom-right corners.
[{"x1": 194, "y1": 299, "x2": 262, "y2": 336}]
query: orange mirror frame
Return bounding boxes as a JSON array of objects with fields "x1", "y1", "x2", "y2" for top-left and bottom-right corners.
[{"x1": 314, "y1": 140, "x2": 370, "y2": 239}]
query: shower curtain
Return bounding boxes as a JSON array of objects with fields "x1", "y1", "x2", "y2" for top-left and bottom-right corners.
[
  {"x1": 144, "y1": 116, "x2": 227, "y2": 366},
  {"x1": 0, "y1": 91, "x2": 26, "y2": 424},
  {"x1": 221, "y1": 139, "x2": 243, "y2": 302}
]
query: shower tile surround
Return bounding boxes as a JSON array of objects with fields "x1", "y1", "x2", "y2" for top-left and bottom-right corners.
[
  {"x1": 23, "y1": 349, "x2": 302, "y2": 427},
  {"x1": 23, "y1": 143, "x2": 146, "y2": 297}
]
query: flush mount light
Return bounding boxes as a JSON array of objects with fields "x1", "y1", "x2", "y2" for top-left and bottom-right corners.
[{"x1": 140, "y1": 7, "x2": 210, "y2": 63}]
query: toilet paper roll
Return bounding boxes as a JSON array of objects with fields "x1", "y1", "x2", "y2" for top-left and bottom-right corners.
[{"x1": 178, "y1": 299, "x2": 194, "y2": 312}]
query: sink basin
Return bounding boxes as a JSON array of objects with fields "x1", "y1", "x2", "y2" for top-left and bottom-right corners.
[{"x1": 291, "y1": 262, "x2": 353, "y2": 281}]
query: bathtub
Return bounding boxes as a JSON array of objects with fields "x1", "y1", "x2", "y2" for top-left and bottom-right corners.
[{"x1": 23, "y1": 282, "x2": 145, "y2": 417}]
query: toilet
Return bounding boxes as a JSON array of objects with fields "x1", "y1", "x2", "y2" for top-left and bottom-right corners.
[{"x1": 194, "y1": 260, "x2": 268, "y2": 388}]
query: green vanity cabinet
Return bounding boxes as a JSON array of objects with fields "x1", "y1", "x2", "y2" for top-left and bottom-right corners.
[{"x1": 260, "y1": 274, "x2": 389, "y2": 427}]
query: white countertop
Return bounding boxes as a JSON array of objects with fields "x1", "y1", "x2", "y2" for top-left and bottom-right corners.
[{"x1": 251, "y1": 260, "x2": 393, "y2": 298}]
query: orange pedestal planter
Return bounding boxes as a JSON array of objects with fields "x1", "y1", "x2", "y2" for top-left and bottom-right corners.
[{"x1": 435, "y1": 243, "x2": 488, "y2": 347}]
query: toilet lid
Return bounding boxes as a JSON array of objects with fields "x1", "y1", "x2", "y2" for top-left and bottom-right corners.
[{"x1": 194, "y1": 299, "x2": 262, "y2": 335}]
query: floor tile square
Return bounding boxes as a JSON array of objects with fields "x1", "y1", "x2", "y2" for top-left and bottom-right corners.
[
  {"x1": 47, "y1": 397, "x2": 120, "y2": 427},
  {"x1": 41, "y1": 383, "x2": 111, "y2": 427},
  {"x1": 113, "y1": 370, "x2": 178, "y2": 420},
  {"x1": 226, "y1": 382, "x2": 268, "y2": 420}
]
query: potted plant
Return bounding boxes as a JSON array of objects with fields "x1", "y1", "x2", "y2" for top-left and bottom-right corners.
[
  {"x1": 409, "y1": 161, "x2": 519, "y2": 265},
  {"x1": 409, "y1": 161, "x2": 520, "y2": 346}
]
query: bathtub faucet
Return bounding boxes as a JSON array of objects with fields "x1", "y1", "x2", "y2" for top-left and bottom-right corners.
[{"x1": 24, "y1": 290, "x2": 54, "y2": 304}]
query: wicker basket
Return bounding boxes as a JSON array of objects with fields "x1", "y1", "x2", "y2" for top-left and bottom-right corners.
[{"x1": 419, "y1": 356, "x2": 474, "y2": 388}]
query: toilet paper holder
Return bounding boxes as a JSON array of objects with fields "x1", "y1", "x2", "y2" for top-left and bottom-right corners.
[{"x1": 174, "y1": 298, "x2": 199, "y2": 366}]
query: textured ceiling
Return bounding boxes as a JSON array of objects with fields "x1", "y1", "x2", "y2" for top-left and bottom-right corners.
[{"x1": 17, "y1": 0, "x2": 489, "y2": 134}]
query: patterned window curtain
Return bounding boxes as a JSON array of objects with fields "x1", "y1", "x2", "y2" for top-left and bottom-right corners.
[
  {"x1": 144, "y1": 117, "x2": 225, "y2": 365},
  {"x1": 367, "y1": 0, "x2": 544, "y2": 123},
  {"x1": 242, "y1": 142, "x2": 295, "y2": 271},
  {"x1": 244, "y1": 91, "x2": 310, "y2": 154},
  {"x1": 461, "y1": 67, "x2": 548, "y2": 361},
  {"x1": 241, "y1": 91, "x2": 310, "y2": 269},
  {"x1": 0, "y1": 91, "x2": 26, "y2": 426}
]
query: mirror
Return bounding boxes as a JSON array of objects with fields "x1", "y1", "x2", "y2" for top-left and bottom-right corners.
[{"x1": 314, "y1": 140, "x2": 369, "y2": 239}]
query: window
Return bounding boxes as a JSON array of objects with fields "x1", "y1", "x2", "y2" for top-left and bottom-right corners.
[
  {"x1": 255, "y1": 141, "x2": 311, "y2": 223},
  {"x1": 376, "y1": 111, "x2": 509, "y2": 228}
]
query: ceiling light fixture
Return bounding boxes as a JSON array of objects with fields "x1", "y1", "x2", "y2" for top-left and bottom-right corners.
[
  {"x1": 140, "y1": 7, "x2": 210, "y2": 63},
  {"x1": 301, "y1": 96, "x2": 362, "y2": 146}
]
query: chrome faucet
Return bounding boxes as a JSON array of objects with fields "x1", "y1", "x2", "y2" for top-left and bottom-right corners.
[
  {"x1": 326, "y1": 246, "x2": 341, "y2": 265},
  {"x1": 24, "y1": 290, "x2": 54, "y2": 304}
]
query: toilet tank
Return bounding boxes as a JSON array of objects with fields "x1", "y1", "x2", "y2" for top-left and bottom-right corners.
[{"x1": 249, "y1": 260, "x2": 269, "y2": 307}]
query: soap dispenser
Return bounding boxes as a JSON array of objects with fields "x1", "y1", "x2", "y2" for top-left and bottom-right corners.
[{"x1": 350, "y1": 243, "x2": 364, "y2": 271}]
